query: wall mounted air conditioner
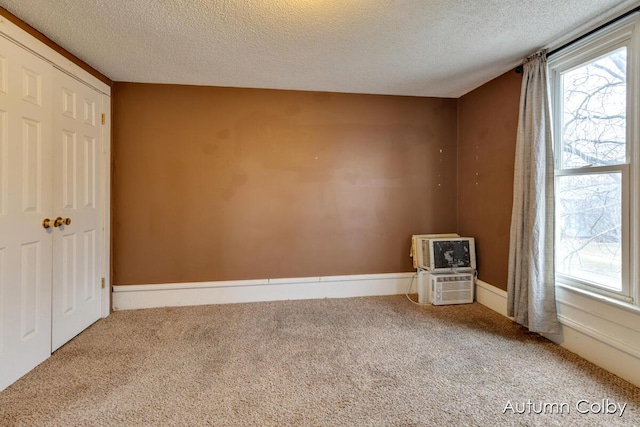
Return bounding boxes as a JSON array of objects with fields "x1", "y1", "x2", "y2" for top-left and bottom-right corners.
[{"x1": 430, "y1": 273, "x2": 474, "y2": 305}]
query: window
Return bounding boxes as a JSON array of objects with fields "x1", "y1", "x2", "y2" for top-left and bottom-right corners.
[{"x1": 549, "y1": 16, "x2": 638, "y2": 302}]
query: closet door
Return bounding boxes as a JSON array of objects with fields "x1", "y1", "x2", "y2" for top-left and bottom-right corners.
[
  {"x1": 51, "y1": 69, "x2": 103, "y2": 351},
  {"x1": 0, "y1": 37, "x2": 53, "y2": 390}
]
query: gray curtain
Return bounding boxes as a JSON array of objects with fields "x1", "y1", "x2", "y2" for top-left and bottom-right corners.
[{"x1": 507, "y1": 50, "x2": 560, "y2": 334}]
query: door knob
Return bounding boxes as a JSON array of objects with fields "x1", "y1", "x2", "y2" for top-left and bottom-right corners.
[
  {"x1": 42, "y1": 218, "x2": 53, "y2": 229},
  {"x1": 54, "y1": 217, "x2": 71, "y2": 227}
]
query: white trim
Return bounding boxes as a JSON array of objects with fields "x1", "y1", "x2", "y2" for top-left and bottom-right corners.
[
  {"x1": 101, "y1": 95, "x2": 111, "y2": 318},
  {"x1": 554, "y1": 314, "x2": 640, "y2": 359},
  {"x1": 112, "y1": 272, "x2": 415, "y2": 311},
  {"x1": 545, "y1": 320, "x2": 640, "y2": 387},
  {"x1": 630, "y1": 2, "x2": 640, "y2": 309},
  {"x1": 475, "y1": 279, "x2": 508, "y2": 317},
  {"x1": 474, "y1": 279, "x2": 640, "y2": 388},
  {"x1": 556, "y1": 282, "x2": 640, "y2": 317}
]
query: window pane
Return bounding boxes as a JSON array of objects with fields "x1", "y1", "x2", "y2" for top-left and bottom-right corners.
[
  {"x1": 561, "y1": 47, "x2": 626, "y2": 168},
  {"x1": 556, "y1": 173, "x2": 621, "y2": 290}
]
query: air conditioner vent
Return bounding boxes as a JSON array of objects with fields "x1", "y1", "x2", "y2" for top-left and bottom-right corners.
[{"x1": 430, "y1": 273, "x2": 474, "y2": 305}]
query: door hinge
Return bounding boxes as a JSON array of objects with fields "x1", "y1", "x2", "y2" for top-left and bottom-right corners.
[
  {"x1": 101, "y1": 113, "x2": 105, "y2": 125},
  {"x1": 101, "y1": 277, "x2": 105, "y2": 289}
]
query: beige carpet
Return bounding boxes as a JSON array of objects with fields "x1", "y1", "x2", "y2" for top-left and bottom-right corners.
[{"x1": 0, "y1": 295, "x2": 638, "y2": 426}]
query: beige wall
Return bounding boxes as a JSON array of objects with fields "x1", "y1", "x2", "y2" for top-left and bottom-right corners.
[
  {"x1": 113, "y1": 84, "x2": 458, "y2": 285},
  {"x1": 457, "y1": 71, "x2": 522, "y2": 290}
]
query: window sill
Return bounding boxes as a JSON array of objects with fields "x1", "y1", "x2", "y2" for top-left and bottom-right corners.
[{"x1": 556, "y1": 282, "x2": 640, "y2": 315}]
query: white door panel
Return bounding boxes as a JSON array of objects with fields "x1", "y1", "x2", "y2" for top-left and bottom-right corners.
[
  {"x1": 0, "y1": 35, "x2": 106, "y2": 391},
  {"x1": 51, "y1": 70, "x2": 102, "y2": 351},
  {"x1": 0, "y1": 36, "x2": 53, "y2": 391}
]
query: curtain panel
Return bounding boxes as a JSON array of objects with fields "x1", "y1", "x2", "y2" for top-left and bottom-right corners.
[{"x1": 507, "y1": 50, "x2": 560, "y2": 334}]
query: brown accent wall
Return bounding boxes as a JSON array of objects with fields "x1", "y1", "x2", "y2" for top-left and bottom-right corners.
[
  {"x1": 113, "y1": 84, "x2": 458, "y2": 285},
  {"x1": 0, "y1": 7, "x2": 112, "y2": 86},
  {"x1": 457, "y1": 71, "x2": 522, "y2": 290}
]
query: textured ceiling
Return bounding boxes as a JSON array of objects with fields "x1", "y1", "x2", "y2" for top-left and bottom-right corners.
[{"x1": 0, "y1": 0, "x2": 638, "y2": 97}]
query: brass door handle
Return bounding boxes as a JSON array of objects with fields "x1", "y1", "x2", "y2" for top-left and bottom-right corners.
[
  {"x1": 54, "y1": 217, "x2": 71, "y2": 227},
  {"x1": 42, "y1": 218, "x2": 53, "y2": 229}
]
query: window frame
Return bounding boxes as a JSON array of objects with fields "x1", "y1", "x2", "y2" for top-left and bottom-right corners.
[{"x1": 548, "y1": 14, "x2": 639, "y2": 304}]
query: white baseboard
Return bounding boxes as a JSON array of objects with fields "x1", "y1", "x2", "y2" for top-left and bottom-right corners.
[
  {"x1": 473, "y1": 279, "x2": 640, "y2": 388},
  {"x1": 545, "y1": 315, "x2": 640, "y2": 387},
  {"x1": 112, "y1": 272, "x2": 416, "y2": 311},
  {"x1": 475, "y1": 279, "x2": 508, "y2": 316}
]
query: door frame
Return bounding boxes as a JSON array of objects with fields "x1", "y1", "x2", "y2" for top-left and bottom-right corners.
[{"x1": 0, "y1": 16, "x2": 112, "y2": 318}]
